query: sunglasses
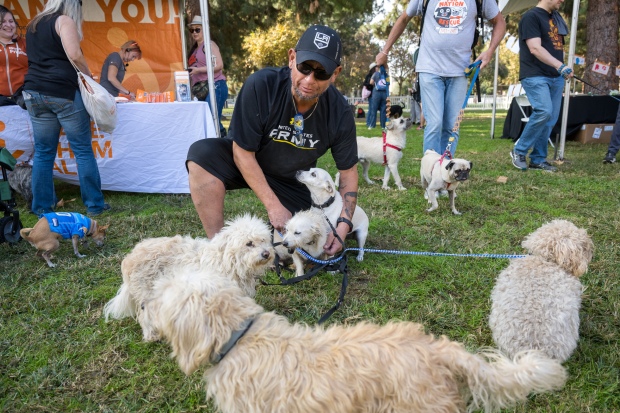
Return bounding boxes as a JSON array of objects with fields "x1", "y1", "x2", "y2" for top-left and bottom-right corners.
[
  {"x1": 189, "y1": 28, "x2": 201, "y2": 34},
  {"x1": 296, "y1": 62, "x2": 332, "y2": 81}
]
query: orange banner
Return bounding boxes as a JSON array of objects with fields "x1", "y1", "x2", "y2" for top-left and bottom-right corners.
[{"x1": 5, "y1": 0, "x2": 184, "y2": 93}]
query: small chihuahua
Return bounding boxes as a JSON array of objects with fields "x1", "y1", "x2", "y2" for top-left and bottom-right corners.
[{"x1": 21, "y1": 212, "x2": 109, "y2": 268}]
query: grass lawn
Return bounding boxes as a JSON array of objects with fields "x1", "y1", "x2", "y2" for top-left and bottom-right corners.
[{"x1": 1, "y1": 110, "x2": 619, "y2": 412}]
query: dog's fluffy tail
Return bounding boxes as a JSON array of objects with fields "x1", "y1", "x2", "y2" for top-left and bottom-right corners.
[
  {"x1": 103, "y1": 283, "x2": 136, "y2": 321},
  {"x1": 454, "y1": 349, "x2": 567, "y2": 412}
]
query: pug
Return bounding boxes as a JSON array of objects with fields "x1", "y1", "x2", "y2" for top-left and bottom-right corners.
[{"x1": 420, "y1": 149, "x2": 472, "y2": 215}]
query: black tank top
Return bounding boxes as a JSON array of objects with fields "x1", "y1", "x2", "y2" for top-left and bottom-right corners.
[{"x1": 24, "y1": 13, "x2": 79, "y2": 100}]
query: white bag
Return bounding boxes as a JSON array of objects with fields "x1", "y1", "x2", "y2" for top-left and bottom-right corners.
[
  {"x1": 76, "y1": 72, "x2": 117, "y2": 133},
  {"x1": 362, "y1": 85, "x2": 371, "y2": 100},
  {"x1": 61, "y1": 39, "x2": 117, "y2": 133}
]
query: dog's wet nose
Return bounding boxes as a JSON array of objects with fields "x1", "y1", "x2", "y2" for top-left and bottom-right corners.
[{"x1": 261, "y1": 250, "x2": 271, "y2": 259}]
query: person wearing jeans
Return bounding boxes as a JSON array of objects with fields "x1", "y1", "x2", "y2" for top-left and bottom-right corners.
[
  {"x1": 375, "y1": 0, "x2": 505, "y2": 156},
  {"x1": 24, "y1": 90, "x2": 105, "y2": 215},
  {"x1": 419, "y1": 73, "x2": 468, "y2": 155},
  {"x1": 23, "y1": 0, "x2": 108, "y2": 216},
  {"x1": 603, "y1": 104, "x2": 620, "y2": 163},
  {"x1": 510, "y1": 0, "x2": 572, "y2": 172},
  {"x1": 368, "y1": 84, "x2": 387, "y2": 129}
]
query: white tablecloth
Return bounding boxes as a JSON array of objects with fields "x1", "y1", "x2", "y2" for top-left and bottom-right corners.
[{"x1": 0, "y1": 101, "x2": 215, "y2": 193}]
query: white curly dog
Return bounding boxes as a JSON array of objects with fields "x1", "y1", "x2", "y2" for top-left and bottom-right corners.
[
  {"x1": 103, "y1": 214, "x2": 274, "y2": 341},
  {"x1": 489, "y1": 219, "x2": 594, "y2": 362},
  {"x1": 143, "y1": 268, "x2": 568, "y2": 413}
]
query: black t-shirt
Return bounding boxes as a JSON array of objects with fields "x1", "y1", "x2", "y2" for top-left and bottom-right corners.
[
  {"x1": 24, "y1": 13, "x2": 78, "y2": 100},
  {"x1": 229, "y1": 66, "x2": 358, "y2": 183},
  {"x1": 518, "y1": 7, "x2": 564, "y2": 80}
]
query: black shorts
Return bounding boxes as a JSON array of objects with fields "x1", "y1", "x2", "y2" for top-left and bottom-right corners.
[{"x1": 186, "y1": 138, "x2": 312, "y2": 214}]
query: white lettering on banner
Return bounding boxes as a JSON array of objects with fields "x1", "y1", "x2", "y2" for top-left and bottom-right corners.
[{"x1": 4, "y1": 0, "x2": 177, "y2": 24}]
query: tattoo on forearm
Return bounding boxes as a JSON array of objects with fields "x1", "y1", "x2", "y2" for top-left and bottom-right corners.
[{"x1": 343, "y1": 191, "x2": 357, "y2": 219}]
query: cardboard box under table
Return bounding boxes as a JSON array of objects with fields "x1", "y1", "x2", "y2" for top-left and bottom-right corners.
[{"x1": 570, "y1": 124, "x2": 614, "y2": 144}]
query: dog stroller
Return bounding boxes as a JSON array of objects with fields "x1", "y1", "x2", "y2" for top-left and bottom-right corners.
[{"x1": 0, "y1": 147, "x2": 23, "y2": 244}]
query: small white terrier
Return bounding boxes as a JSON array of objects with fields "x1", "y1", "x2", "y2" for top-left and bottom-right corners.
[
  {"x1": 281, "y1": 209, "x2": 331, "y2": 276},
  {"x1": 357, "y1": 117, "x2": 414, "y2": 190},
  {"x1": 296, "y1": 167, "x2": 369, "y2": 261}
]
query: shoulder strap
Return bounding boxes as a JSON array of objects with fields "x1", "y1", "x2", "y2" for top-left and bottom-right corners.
[
  {"x1": 471, "y1": 0, "x2": 484, "y2": 50},
  {"x1": 418, "y1": 0, "x2": 431, "y2": 46}
]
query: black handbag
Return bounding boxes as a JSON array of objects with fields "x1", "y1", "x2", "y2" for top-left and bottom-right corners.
[{"x1": 191, "y1": 80, "x2": 209, "y2": 101}]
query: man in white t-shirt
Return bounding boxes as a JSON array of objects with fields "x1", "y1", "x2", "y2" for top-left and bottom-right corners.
[{"x1": 376, "y1": 0, "x2": 505, "y2": 157}]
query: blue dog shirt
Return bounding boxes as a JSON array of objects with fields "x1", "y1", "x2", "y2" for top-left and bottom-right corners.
[{"x1": 42, "y1": 212, "x2": 92, "y2": 239}]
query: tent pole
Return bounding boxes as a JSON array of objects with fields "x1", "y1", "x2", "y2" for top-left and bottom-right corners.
[
  {"x1": 180, "y1": 0, "x2": 187, "y2": 69},
  {"x1": 557, "y1": 0, "x2": 580, "y2": 160},
  {"x1": 491, "y1": 47, "x2": 499, "y2": 139},
  {"x1": 199, "y1": 0, "x2": 220, "y2": 138}
]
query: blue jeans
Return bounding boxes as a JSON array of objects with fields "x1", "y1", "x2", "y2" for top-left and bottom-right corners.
[
  {"x1": 514, "y1": 76, "x2": 564, "y2": 164},
  {"x1": 23, "y1": 90, "x2": 105, "y2": 215},
  {"x1": 367, "y1": 89, "x2": 387, "y2": 128},
  {"x1": 206, "y1": 79, "x2": 229, "y2": 136},
  {"x1": 606, "y1": 103, "x2": 620, "y2": 156},
  {"x1": 419, "y1": 72, "x2": 468, "y2": 156}
]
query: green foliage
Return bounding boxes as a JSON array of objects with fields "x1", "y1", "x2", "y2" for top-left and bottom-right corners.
[{"x1": 1, "y1": 111, "x2": 619, "y2": 412}]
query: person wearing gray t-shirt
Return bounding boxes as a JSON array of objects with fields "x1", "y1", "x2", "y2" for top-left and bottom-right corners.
[{"x1": 376, "y1": 0, "x2": 505, "y2": 158}]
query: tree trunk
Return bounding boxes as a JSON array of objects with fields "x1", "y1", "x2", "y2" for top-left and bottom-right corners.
[{"x1": 584, "y1": 0, "x2": 619, "y2": 93}]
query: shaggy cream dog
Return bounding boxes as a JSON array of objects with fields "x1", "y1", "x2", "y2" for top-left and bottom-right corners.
[
  {"x1": 144, "y1": 269, "x2": 568, "y2": 413},
  {"x1": 103, "y1": 214, "x2": 274, "y2": 341},
  {"x1": 489, "y1": 219, "x2": 594, "y2": 362},
  {"x1": 281, "y1": 209, "x2": 330, "y2": 276},
  {"x1": 296, "y1": 167, "x2": 369, "y2": 261},
  {"x1": 357, "y1": 116, "x2": 414, "y2": 190}
]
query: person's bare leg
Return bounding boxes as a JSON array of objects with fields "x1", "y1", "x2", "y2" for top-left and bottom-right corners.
[{"x1": 188, "y1": 161, "x2": 225, "y2": 238}]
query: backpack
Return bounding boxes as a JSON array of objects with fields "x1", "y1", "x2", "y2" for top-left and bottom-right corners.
[{"x1": 375, "y1": 66, "x2": 389, "y2": 91}]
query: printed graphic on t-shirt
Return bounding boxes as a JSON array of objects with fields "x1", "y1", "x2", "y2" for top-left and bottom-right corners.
[
  {"x1": 548, "y1": 19, "x2": 563, "y2": 50},
  {"x1": 268, "y1": 121, "x2": 320, "y2": 150},
  {"x1": 433, "y1": 0, "x2": 469, "y2": 34}
]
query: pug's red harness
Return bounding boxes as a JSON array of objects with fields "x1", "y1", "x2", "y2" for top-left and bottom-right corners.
[
  {"x1": 382, "y1": 131, "x2": 402, "y2": 166},
  {"x1": 430, "y1": 149, "x2": 455, "y2": 190}
]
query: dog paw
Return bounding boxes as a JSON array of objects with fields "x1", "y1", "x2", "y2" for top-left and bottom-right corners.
[
  {"x1": 47, "y1": 262, "x2": 57, "y2": 268},
  {"x1": 397, "y1": 186, "x2": 406, "y2": 191},
  {"x1": 426, "y1": 207, "x2": 438, "y2": 213},
  {"x1": 76, "y1": 253, "x2": 86, "y2": 259},
  {"x1": 381, "y1": 186, "x2": 391, "y2": 190},
  {"x1": 452, "y1": 210, "x2": 462, "y2": 215}
]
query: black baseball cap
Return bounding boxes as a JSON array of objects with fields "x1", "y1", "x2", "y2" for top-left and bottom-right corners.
[{"x1": 295, "y1": 25, "x2": 342, "y2": 74}]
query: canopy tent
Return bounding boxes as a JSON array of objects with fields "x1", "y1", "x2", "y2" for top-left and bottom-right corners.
[
  {"x1": 8, "y1": 0, "x2": 220, "y2": 137},
  {"x1": 491, "y1": 0, "x2": 580, "y2": 160}
]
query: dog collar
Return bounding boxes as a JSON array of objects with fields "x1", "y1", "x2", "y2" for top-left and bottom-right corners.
[
  {"x1": 312, "y1": 196, "x2": 335, "y2": 209},
  {"x1": 210, "y1": 317, "x2": 255, "y2": 364}
]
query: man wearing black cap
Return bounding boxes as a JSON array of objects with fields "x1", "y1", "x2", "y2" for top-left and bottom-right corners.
[{"x1": 186, "y1": 25, "x2": 358, "y2": 256}]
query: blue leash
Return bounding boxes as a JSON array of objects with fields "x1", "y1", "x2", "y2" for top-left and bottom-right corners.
[{"x1": 294, "y1": 246, "x2": 527, "y2": 266}]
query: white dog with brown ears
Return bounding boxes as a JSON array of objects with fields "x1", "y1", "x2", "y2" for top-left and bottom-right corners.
[
  {"x1": 296, "y1": 167, "x2": 368, "y2": 261},
  {"x1": 143, "y1": 268, "x2": 567, "y2": 413},
  {"x1": 489, "y1": 219, "x2": 594, "y2": 362},
  {"x1": 420, "y1": 149, "x2": 472, "y2": 215},
  {"x1": 357, "y1": 115, "x2": 414, "y2": 190},
  {"x1": 103, "y1": 214, "x2": 274, "y2": 342}
]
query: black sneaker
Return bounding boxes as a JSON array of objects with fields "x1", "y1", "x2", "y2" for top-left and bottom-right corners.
[
  {"x1": 88, "y1": 203, "x2": 111, "y2": 217},
  {"x1": 529, "y1": 161, "x2": 557, "y2": 172},
  {"x1": 603, "y1": 152, "x2": 616, "y2": 164},
  {"x1": 510, "y1": 149, "x2": 527, "y2": 170}
]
